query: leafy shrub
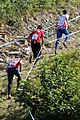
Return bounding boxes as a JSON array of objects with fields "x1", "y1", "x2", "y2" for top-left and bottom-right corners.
[
  {"x1": 0, "y1": 0, "x2": 80, "y2": 25},
  {"x1": 18, "y1": 48, "x2": 80, "y2": 120},
  {"x1": 38, "y1": 49, "x2": 80, "y2": 120}
]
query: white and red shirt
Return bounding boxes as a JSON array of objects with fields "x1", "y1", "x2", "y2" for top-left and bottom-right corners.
[
  {"x1": 30, "y1": 29, "x2": 44, "y2": 43},
  {"x1": 8, "y1": 58, "x2": 22, "y2": 68},
  {"x1": 58, "y1": 14, "x2": 69, "y2": 29}
]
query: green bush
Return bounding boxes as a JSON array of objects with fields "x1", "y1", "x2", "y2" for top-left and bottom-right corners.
[
  {"x1": 18, "y1": 48, "x2": 80, "y2": 120},
  {"x1": 0, "y1": 0, "x2": 80, "y2": 25},
  {"x1": 38, "y1": 49, "x2": 80, "y2": 120}
]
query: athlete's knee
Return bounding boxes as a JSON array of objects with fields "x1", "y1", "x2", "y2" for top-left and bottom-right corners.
[{"x1": 56, "y1": 39, "x2": 60, "y2": 45}]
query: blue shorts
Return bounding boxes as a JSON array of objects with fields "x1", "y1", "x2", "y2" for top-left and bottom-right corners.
[{"x1": 57, "y1": 28, "x2": 70, "y2": 41}]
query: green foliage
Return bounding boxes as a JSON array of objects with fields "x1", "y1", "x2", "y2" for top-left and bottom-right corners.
[
  {"x1": 39, "y1": 49, "x2": 80, "y2": 120},
  {"x1": 17, "y1": 48, "x2": 80, "y2": 120},
  {"x1": 0, "y1": 0, "x2": 80, "y2": 26}
]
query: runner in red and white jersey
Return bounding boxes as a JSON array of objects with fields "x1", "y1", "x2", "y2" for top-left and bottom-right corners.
[
  {"x1": 55, "y1": 10, "x2": 70, "y2": 55},
  {"x1": 6, "y1": 55, "x2": 22, "y2": 99},
  {"x1": 28, "y1": 25, "x2": 44, "y2": 63}
]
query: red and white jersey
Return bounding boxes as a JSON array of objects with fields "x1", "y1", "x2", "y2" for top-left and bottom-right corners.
[
  {"x1": 30, "y1": 29, "x2": 44, "y2": 42},
  {"x1": 58, "y1": 14, "x2": 69, "y2": 29},
  {"x1": 8, "y1": 58, "x2": 22, "y2": 68}
]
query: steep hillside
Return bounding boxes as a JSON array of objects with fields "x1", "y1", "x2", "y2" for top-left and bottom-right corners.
[{"x1": 0, "y1": 3, "x2": 80, "y2": 120}]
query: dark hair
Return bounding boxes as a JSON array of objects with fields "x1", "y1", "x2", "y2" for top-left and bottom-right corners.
[
  {"x1": 37, "y1": 25, "x2": 42, "y2": 29},
  {"x1": 15, "y1": 54, "x2": 19, "y2": 58},
  {"x1": 63, "y1": 10, "x2": 67, "y2": 14}
]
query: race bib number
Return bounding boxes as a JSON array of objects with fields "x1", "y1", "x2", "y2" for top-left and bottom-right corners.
[
  {"x1": 32, "y1": 33, "x2": 38, "y2": 40},
  {"x1": 8, "y1": 61, "x2": 16, "y2": 67}
]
